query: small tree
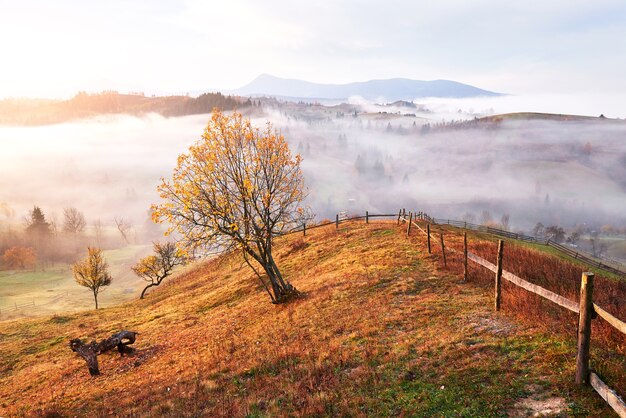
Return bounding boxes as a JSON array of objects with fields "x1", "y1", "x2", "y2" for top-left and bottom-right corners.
[
  {"x1": 26, "y1": 206, "x2": 51, "y2": 236},
  {"x1": 545, "y1": 225, "x2": 565, "y2": 243},
  {"x1": 72, "y1": 247, "x2": 112, "y2": 309},
  {"x1": 153, "y1": 110, "x2": 310, "y2": 303},
  {"x1": 132, "y1": 242, "x2": 186, "y2": 299},
  {"x1": 1, "y1": 246, "x2": 36, "y2": 270},
  {"x1": 63, "y1": 207, "x2": 86, "y2": 234},
  {"x1": 25, "y1": 206, "x2": 52, "y2": 256},
  {"x1": 114, "y1": 217, "x2": 132, "y2": 244}
]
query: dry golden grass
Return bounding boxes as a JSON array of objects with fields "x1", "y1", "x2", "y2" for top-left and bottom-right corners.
[{"x1": 0, "y1": 221, "x2": 619, "y2": 417}]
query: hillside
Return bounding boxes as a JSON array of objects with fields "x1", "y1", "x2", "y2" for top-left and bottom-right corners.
[
  {"x1": 0, "y1": 221, "x2": 620, "y2": 417},
  {"x1": 0, "y1": 92, "x2": 246, "y2": 126},
  {"x1": 233, "y1": 74, "x2": 502, "y2": 100}
]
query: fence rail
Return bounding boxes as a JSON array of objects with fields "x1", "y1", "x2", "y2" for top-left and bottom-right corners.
[
  {"x1": 397, "y1": 210, "x2": 626, "y2": 417},
  {"x1": 428, "y1": 217, "x2": 625, "y2": 277},
  {"x1": 591, "y1": 372, "x2": 626, "y2": 418}
]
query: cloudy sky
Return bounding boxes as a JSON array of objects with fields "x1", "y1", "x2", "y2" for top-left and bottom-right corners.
[{"x1": 1, "y1": 0, "x2": 625, "y2": 99}]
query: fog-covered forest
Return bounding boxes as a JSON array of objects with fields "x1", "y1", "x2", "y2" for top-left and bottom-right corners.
[{"x1": 1, "y1": 99, "x2": 625, "y2": 271}]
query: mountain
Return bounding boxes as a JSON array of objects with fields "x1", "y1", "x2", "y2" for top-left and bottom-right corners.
[{"x1": 233, "y1": 74, "x2": 502, "y2": 101}]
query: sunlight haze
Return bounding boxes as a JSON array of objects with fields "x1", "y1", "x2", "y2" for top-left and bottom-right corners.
[{"x1": 1, "y1": 0, "x2": 625, "y2": 101}]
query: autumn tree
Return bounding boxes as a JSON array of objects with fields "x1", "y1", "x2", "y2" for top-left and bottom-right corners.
[
  {"x1": 63, "y1": 207, "x2": 86, "y2": 234},
  {"x1": 1, "y1": 246, "x2": 36, "y2": 270},
  {"x1": 132, "y1": 242, "x2": 186, "y2": 299},
  {"x1": 153, "y1": 110, "x2": 310, "y2": 303},
  {"x1": 72, "y1": 247, "x2": 112, "y2": 309}
]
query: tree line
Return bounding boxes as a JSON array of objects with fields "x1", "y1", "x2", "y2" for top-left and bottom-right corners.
[{"x1": 0, "y1": 91, "x2": 249, "y2": 126}]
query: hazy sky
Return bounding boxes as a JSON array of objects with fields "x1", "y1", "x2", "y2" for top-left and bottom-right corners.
[{"x1": 1, "y1": 0, "x2": 626, "y2": 99}]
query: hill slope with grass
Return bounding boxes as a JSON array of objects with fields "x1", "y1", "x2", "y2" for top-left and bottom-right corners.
[{"x1": 0, "y1": 221, "x2": 622, "y2": 417}]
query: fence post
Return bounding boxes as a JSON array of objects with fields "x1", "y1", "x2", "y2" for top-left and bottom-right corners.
[
  {"x1": 427, "y1": 224, "x2": 432, "y2": 254},
  {"x1": 403, "y1": 208, "x2": 406, "y2": 218},
  {"x1": 463, "y1": 232, "x2": 468, "y2": 282},
  {"x1": 407, "y1": 212, "x2": 413, "y2": 236},
  {"x1": 440, "y1": 233, "x2": 447, "y2": 267},
  {"x1": 366, "y1": 211, "x2": 369, "y2": 224},
  {"x1": 303, "y1": 223, "x2": 306, "y2": 236},
  {"x1": 336, "y1": 214, "x2": 339, "y2": 230},
  {"x1": 575, "y1": 272, "x2": 595, "y2": 385},
  {"x1": 397, "y1": 209, "x2": 402, "y2": 225},
  {"x1": 495, "y1": 240, "x2": 504, "y2": 311}
]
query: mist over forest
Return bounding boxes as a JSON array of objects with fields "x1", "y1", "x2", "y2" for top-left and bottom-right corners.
[{"x1": 1, "y1": 98, "x2": 625, "y2": 258}]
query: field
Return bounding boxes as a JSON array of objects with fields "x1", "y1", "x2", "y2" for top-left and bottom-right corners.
[
  {"x1": 0, "y1": 245, "x2": 151, "y2": 320},
  {"x1": 0, "y1": 221, "x2": 622, "y2": 417}
]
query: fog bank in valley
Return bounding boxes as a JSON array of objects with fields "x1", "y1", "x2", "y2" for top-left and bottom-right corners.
[
  {"x1": 1, "y1": 101, "x2": 625, "y2": 245},
  {"x1": 0, "y1": 114, "x2": 209, "y2": 236}
]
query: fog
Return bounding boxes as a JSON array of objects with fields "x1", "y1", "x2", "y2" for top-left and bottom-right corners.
[
  {"x1": 260, "y1": 102, "x2": 626, "y2": 234},
  {"x1": 0, "y1": 113, "x2": 208, "y2": 233},
  {"x1": 416, "y1": 93, "x2": 626, "y2": 120},
  {"x1": 1, "y1": 101, "x2": 625, "y2": 244}
]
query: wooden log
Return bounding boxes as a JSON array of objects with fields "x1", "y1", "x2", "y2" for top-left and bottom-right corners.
[
  {"x1": 427, "y1": 224, "x2": 432, "y2": 254},
  {"x1": 440, "y1": 232, "x2": 447, "y2": 267},
  {"x1": 495, "y1": 240, "x2": 504, "y2": 311},
  {"x1": 576, "y1": 272, "x2": 594, "y2": 385},
  {"x1": 70, "y1": 330, "x2": 138, "y2": 376},
  {"x1": 590, "y1": 372, "x2": 626, "y2": 418},
  {"x1": 463, "y1": 232, "x2": 468, "y2": 281}
]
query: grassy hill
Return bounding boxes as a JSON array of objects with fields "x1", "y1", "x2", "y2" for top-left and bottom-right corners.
[
  {"x1": 478, "y1": 112, "x2": 618, "y2": 122},
  {"x1": 0, "y1": 92, "x2": 246, "y2": 126},
  {"x1": 0, "y1": 221, "x2": 621, "y2": 417}
]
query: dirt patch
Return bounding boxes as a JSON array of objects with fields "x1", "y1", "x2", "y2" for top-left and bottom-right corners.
[
  {"x1": 509, "y1": 396, "x2": 567, "y2": 417},
  {"x1": 467, "y1": 313, "x2": 518, "y2": 336}
]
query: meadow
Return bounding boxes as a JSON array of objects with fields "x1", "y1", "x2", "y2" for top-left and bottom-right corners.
[{"x1": 0, "y1": 245, "x2": 151, "y2": 320}]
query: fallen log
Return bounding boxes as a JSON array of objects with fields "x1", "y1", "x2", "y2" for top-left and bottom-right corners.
[{"x1": 69, "y1": 330, "x2": 138, "y2": 376}]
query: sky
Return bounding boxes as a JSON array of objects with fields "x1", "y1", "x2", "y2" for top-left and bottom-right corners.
[{"x1": 1, "y1": 0, "x2": 626, "y2": 100}]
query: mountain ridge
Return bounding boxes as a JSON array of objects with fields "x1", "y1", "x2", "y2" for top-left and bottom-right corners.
[{"x1": 233, "y1": 73, "x2": 503, "y2": 100}]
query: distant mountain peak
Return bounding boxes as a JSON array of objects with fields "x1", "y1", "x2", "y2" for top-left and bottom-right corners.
[{"x1": 233, "y1": 74, "x2": 502, "y2": 101}]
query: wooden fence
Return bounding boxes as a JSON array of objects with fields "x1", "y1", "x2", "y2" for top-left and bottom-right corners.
[
  {"x1": 0, "y1": 292, "x2": 69, "y2": 318},
  {"x1": 428, "y1": 217, "x2": 625, "y2": 277},
  {"x1": 398, "y1": 211, "x2": 626, "y2": 417}
]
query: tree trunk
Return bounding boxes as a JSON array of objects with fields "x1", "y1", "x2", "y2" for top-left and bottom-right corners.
[
  {"x1": 93, "y1": 291, "x2": 99, "y2": 309},
  {"x1": 140, "y1": 283, "x2": 156, "y2": 299},
  {"x1": 262, "y1": 255, "x2": 297, "y2": 303},
  {"x1": 70, "y1": 330, "x2": 138, "y2": 376}
]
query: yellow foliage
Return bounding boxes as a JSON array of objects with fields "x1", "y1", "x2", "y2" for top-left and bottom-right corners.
[{"x1": 152, "y1": 109, "x2": 308, "y2": 254}]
